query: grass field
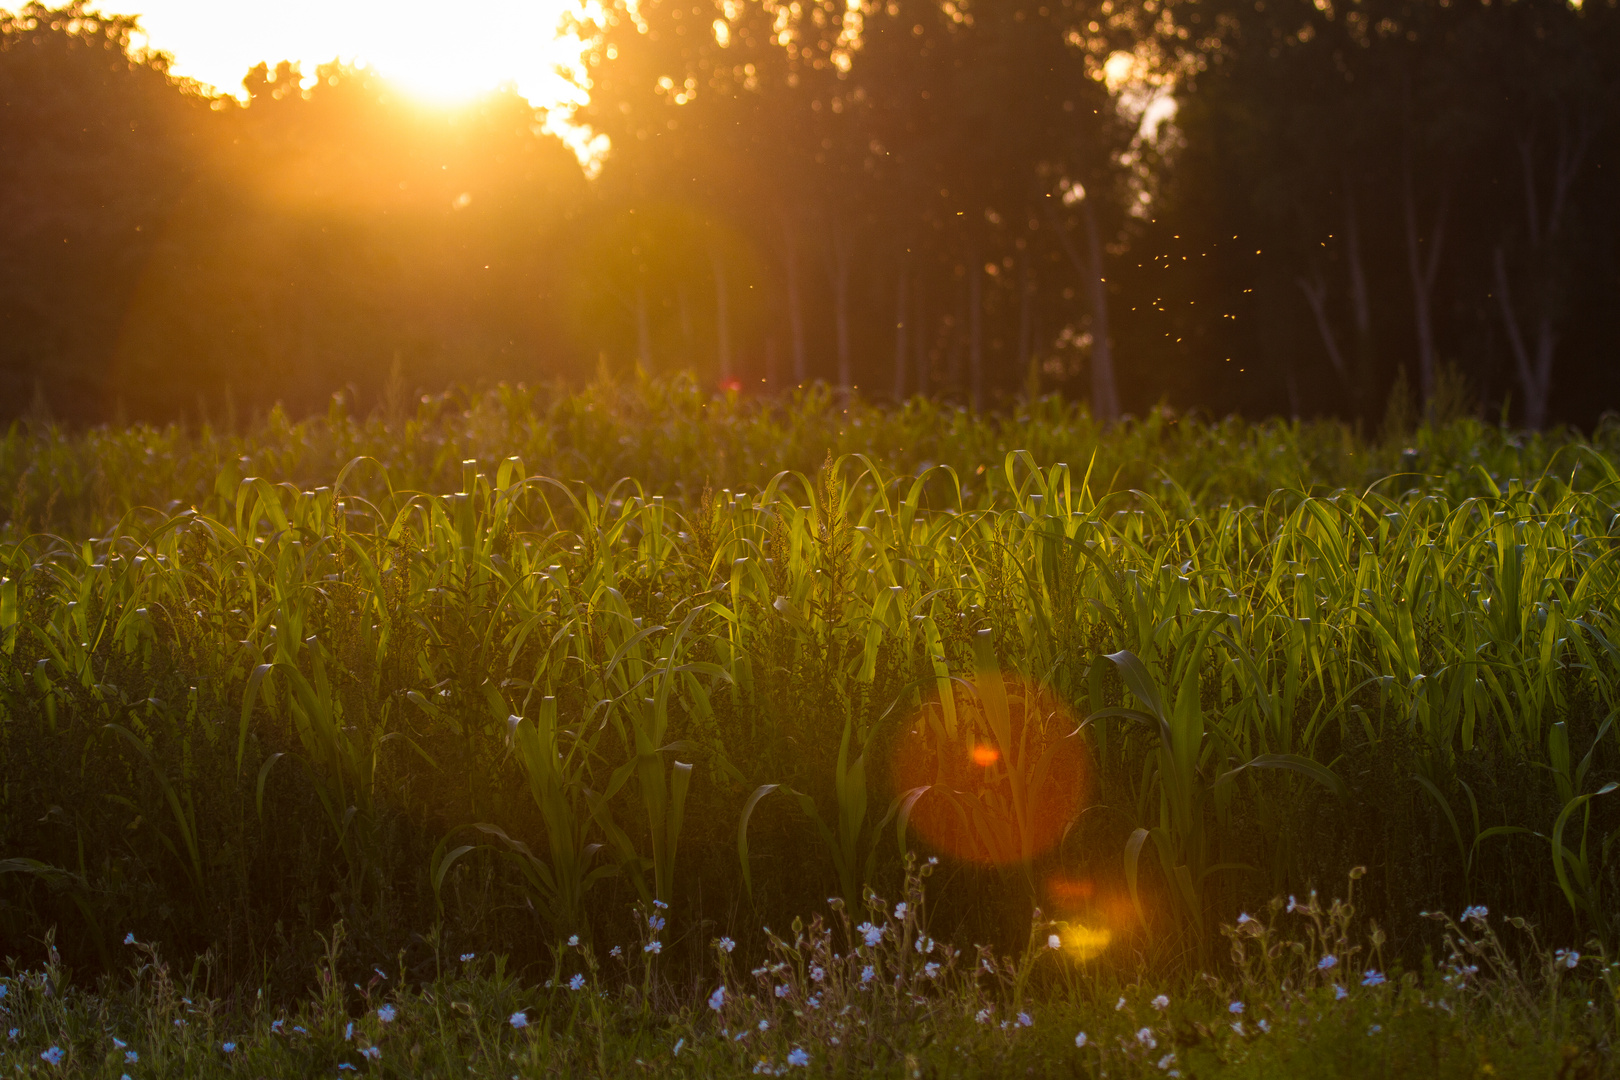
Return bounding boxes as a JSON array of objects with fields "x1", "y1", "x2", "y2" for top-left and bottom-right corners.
[{"x1": 2, "y1": 379, "x2": 1618, "y2": 1075}]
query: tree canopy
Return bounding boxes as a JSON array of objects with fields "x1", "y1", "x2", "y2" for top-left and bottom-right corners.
[{"x1": 1, "y1": 0, "x2": 1616, "y2": 427}]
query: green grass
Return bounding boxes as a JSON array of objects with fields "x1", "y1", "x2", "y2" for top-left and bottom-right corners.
[
  {"x1": 1, "y1": 873, "x2": 1614, "y2": 1077},
  {"x1": 2, "y1": 378, "x2": 1619, "y2": 1073}
]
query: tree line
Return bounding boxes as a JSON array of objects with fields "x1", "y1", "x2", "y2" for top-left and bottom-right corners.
[{"x1": 2, "y1": 0, "x2": 1616, "y2": 427}]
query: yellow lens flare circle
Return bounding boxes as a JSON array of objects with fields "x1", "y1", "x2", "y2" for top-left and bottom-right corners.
[{"x1": 1055, "y1": 921, "x2": 1113, "y2": 962}]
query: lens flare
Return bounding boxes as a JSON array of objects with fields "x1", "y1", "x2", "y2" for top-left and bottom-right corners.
[
  {"x1": 892, "y1": 671, "x2": 1087, "y2": 865},
  {"x1": 1056, "y1": 921, "x2": 1113, "y2": 962},
  {"x1": 1046, "y1": 876, "x2": 1096, "y2": 903}
]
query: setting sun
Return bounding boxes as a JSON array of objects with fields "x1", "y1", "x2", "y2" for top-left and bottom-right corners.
[{"x1": 125, "y1": 0, "x2": 590, "y2": 109}]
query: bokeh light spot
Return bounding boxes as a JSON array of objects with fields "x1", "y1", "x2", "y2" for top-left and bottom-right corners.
[
  {"x1": 892, "y1": 671, "x2": 1087, "y2": 866},
  {"x1": 1056, "y1": 920, "x2": 1113, "y2": 961}
]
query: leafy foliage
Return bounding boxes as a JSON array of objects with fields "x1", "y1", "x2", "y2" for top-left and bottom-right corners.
[{"x1": 1, "y1": 382, "x2": 1616, "y2": 992}]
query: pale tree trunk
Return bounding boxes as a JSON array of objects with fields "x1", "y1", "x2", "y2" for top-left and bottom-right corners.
[
  {"x1": 1294, "y1": 184, "x2": 1374, "y2": 417},
  {"x1": 893, "y1": 255, "x2": 909, "y2": 401},
  {"x1": 1051, "y1": 196, "x2": 1119, "y2": 424},
  {"x1": 782, "y1": 218, "x2": 807, "y2": 383},
  {"x1": 1493, "y1": 112, "x2": 1597, "y2": 429},
  {"x1": 1401, "y1": 152, "x2": 1448, "y2": 407},
  {"x1": 1296, "y1": 269, "x2": 1350, "y2": 387},
  {"x1": 1493, "y1": 248, "x2": 1556, "y2": 430},
  {"x1": 710, "y1": 241, "x2": 731, "y2": 382}
]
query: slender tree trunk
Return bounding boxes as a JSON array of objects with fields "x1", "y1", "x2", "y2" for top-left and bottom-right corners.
[
  {"x1": 1017, "y1": 246, "x2": 1034, "y2": 380},
  {"x1": 1343, "y1": 184, "x2": 1374, "y2": 417},
  {"x1": 677, "y1": 282, "x2": 693, "y2": 355},
  {"x1": 1493, "y1": 247, "x2": 1554, "y2": 430},
  {"x1": 825, "y1": 223, "x2": 853, "y2": 396},
  {"x1": 1080, "y1": 199, "x2": 1119, "y2": 425},
  {"x1": 1344, "y1": 189, "x2": 1372, "y2": 350},
  {"x1": 1491, "y1": 111, "x2": 1597, "y2": 429},
  {"x1": 1028, "y1": 304, "x2": 1041, "y2": 399},
  {"x1": 1051, "y1": 196, "x2": 1119, "y2": 424},
  {"x1": 711, "y1": 242, "x2": 731, "y2": 382},
  {"x1": 635, "y1": 281, "x2": 653, "y2": 371},
  {"x1": 782, "y1": 217, "x2": 807, "y2": 383},
  {"x1": 948, "y1": 273, "x2": 966, "y2": 388},
  {"x1": 968, "y1": 233, "x2": 984, "y2": 411},
  {"x1": 893, "y1": 256, "x2": 909, "y2": 401},
  {"x1": 1401, "y1": 155, "x2": 1447, "y2": 408},
  {"x1": 1296, "y1": 269, "x2": 1350, "y2": 387},
  {"x1": 914, "y1": 276, "x2": 930, "y2": 397}
]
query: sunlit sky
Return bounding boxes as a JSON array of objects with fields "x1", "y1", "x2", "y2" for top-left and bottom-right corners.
[{"x1": 118, "y1": 0, "x2": 588, "y2": 108}]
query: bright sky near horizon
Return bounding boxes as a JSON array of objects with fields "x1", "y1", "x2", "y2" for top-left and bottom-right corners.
[{"x1": 116, "y1": 0, "x2": 585, "y2": 108}]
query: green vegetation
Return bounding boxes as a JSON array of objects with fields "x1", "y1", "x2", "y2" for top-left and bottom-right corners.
[
  {"x1": 1, "y1": 871, "x2": 1614, "y2": 1077},
  {"x1": 2, "y1": 381, "x2": 1618, "y2": 1074}
]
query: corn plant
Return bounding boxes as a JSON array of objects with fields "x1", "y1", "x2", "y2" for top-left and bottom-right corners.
[
  {"x1": 1, "y1": 388, "x2": 1618, "y2": 980},
  {"x1": 1089, "y1": 643, "x2": 1346, "y2": 942}
]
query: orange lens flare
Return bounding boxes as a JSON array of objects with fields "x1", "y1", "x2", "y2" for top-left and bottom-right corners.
[
  {"x1": 1046, "y1": 875, "x2": 1096, "y2": 903},
  {"x1": 892, "y1": 671, "x2": 1087, "y2": 865}
]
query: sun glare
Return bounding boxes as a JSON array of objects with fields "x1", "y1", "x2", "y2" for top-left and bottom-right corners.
[{"x1": 124, "y1": 1, "x2": 598, "y2": 153}]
